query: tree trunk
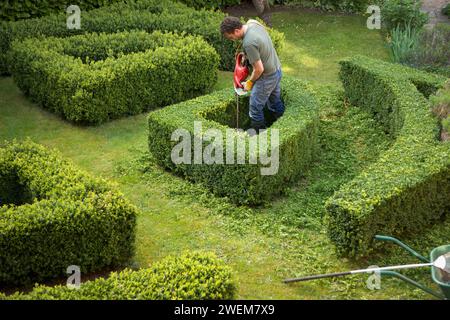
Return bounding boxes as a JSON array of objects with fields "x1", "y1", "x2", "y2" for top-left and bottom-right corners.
[{"x1": 251, "y1": 0, "x2": 272, "y2": 26}]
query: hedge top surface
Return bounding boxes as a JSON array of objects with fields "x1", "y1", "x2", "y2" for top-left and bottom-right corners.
[
  {"x1": 339, "y1": 55, "x2": 447, "y2": 138},
  {"x1": 325, "y1": 55, "x2": 450, "y2": 256},
  {"x1": 0, "y1": 0, "x2": 227, "y2": 71},
  {"x1": 3, "y1": 252, "x2": 237, "y2": 300},
  {"x1": 0, "y1": 139, "x2": 139, "y2": 285},
  {"x1": 0, "y1": 0, "x2": 125, "y2": 21},
  {"x1": 148, "y1": 75, "x2": 318, "y2": 143},
  {"x1": 332, "y1": 56, "x2": 449, "y2": 212},
  {"x1": 341, "y1": 55, "x2": 447, "y2": 96},
  {"x1": 8, "y1": 29, "x2": 219, "y2": 124},
  {"x1": 10, "y1": 30, "x2": 215, "y2": 71},
  {"x1": 0, "y1": 139, "x2": 138, "y2": 227},
  {"x1": 0, "y1": 0, "x2": 284, "y2": 73},
  {"x1": 0, "y1": 139, "x2": 109, "y2": 202}
]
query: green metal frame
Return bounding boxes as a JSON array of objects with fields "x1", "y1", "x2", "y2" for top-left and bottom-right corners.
[{"x1": 375, "y1": 235, "x2": 449, "y2": 300}]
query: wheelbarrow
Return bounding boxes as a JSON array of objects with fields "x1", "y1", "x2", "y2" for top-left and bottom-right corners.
[
  {"x1": 284, "y1": 235, "x2": 450, "y2": 300},
  {"x1": 374, "y1": 235, "x2": 450, "y2": 300}
]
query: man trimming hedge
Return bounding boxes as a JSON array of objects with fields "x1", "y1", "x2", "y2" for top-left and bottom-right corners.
[{"x1": 220, "y1": 16, "x2": 285, "y2": 132}]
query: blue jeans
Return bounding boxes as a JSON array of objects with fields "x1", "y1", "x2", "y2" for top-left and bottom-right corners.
[{"x1": 249, "y1": 68, "x2": 284, "y2": 123}]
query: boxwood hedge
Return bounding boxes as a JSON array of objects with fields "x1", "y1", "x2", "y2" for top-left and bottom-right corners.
[
  {"x1": 148, "y1": 76, "x2": 320, "y2": 205},
  {"x1": 0, "y1": 0, "x2": 123, "y2": 22},
  {"x1": 0, "y1": 0, "x2": 284, "y2": 74},
  {"x1": 325, "y1": 55, "x2": 450, "y2": 257},
  {"x1": 2, "y1": 252, "x2": 236, "y2": 300},
  {"x1": 8, "y1": 30, "x2": 219, "y2": 124},
  {"x1": 0, "y1": 140, "x2": 138, "y2": 285},
  {"x1": 179, "y1": 0, "x2": 241, "y2": 10}
]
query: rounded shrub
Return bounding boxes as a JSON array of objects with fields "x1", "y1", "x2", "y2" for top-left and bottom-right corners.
[
  {"x1": 381, "y1": 0, "x2": 429, "y2": 31},
  {"x1": 0, "y1": 139, "x2": 138, "y2": 285},
  {"x1": 4, "y1": 252, "x2": 237, "y2": 300}
]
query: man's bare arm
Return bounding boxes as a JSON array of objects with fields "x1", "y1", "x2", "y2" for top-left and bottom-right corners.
[{"x1": 249, "y1": 59, "x2": 264, "y2": 82}]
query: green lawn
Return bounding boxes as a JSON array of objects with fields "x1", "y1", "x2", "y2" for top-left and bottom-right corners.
[
  {"x1": 272, "y1": 11, "x2": 389, "y2": 84},
  {"x1": 1, "y1": 9, "x2": 448, "y2": 299},
  {"x1": 215, "y1": 11, "x2": 389, "y2": 88}
]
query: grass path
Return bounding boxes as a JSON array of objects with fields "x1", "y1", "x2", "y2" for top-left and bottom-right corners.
[{"x1": 1, "y1": 10, "x2": 447, "y2": 299}]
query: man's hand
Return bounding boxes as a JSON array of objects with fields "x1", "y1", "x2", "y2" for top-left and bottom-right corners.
[
  {"x1": 245, "y1": 59, "x2": 264, "y2": 91},
  {"x1": 243, "y1": 80, "x2": 253, "y2": 91}
]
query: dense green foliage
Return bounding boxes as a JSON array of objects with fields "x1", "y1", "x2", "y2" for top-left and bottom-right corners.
[
  {"x1": 8, "y1": 30, "x2": 219, "y2": 124},
  {"x1": 325, "y1": 56, "x2": 450, "y2": 257},
  {"x1": 181, "y1": 0, "x2": 383, "y2": 13},
  {"x1": 388, "y1": 22, "x2": 419, "y2": 63},
  {"x1": 177, "y1": 0, "x2": 374, "y2": 13},
  {"x1": 273, "y1": 0, "x2": 374, "y2": 13},
  {"x1": 0, "y1": 0, "x2": 284, "y2": 74},
  {"x1": 381, "y1": 0, "x2": 428, "y2": 31},
  {"x1": 442, "y1": 3, "x2": 450, "y2": 17},
  {"x1": 148, "y1": 76, "x2": 320, "y2": 205},
  {"x1": 0, "y1": 0, "x2": 123, "y2": 22},
  {"x1": 1, "y1": 8, "x2": 448, "y2": 298},
  {"x1": 0, "y1": 140, "x2": 138, "y2": 285},
  {"x1": 178, "y1": 0, "x2": 240, "y2": 9},
  {"x1": 2, "y1": 252, "x2": 236, "y2": 300}
]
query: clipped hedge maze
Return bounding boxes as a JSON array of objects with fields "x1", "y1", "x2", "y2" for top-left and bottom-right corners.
[
  {"x1": 0, "y1": 140, "x2": 138, "y2": 285},
  {"x1": 325, "y1": 56, "x2": 450, "y2": 257},
  {"x1": 2, "y1": 252, "x2": 236, "y2": 300},
  {"x1": 0, "y1": 0, "x2": 284, "y2": 74},
  {"x1": 8, "y1": 30, "x2": 219, "y2": 124},
  {"x1": 148, "y1": 76, "x2": 320, "y2": 205}
]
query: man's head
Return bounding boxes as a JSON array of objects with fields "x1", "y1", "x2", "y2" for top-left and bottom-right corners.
[{"x1": 220, "y1": 16, "x2": 244, "y2": 41}]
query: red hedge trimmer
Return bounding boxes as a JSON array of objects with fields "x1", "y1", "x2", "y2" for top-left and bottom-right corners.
[
  {"x1": 233, "y1": 52, "x2": 250, "y2": 129},
  {"x1": 234, "y1": 52, "x2": 250, "y2": 96}
]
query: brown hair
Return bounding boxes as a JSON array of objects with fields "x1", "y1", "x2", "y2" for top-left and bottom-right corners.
[{"x1": 220, "y1": 16, "x2": 243, "y2": 34}]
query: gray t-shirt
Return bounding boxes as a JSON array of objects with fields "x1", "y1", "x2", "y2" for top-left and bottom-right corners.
[{"x1": 242, "y1": 20, "x2": 281, "y2": 76}]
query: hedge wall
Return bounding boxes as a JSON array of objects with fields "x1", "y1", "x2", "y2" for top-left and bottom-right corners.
[
  {"x1": 0, "y1": 140, "x2": 138, "y2": 285},
  {"x1": 0, "y1": 0, "x2": 123, "y2": 22},
  {"x1": 2, "y1": 252, "x2": 236, "y2": 300},
  {"x1": 8, "y1": 30, "x2": 219, "y2": 124},
  {"x1": 273, "y1": 0, "x2": 376, "y2": 13},
  {"x1": 178, "y1": 0, "x2": 375, "y2": 13},
  {"x1": 325, "y1": 55, "x2": 450, "y2": 257},
  {"x1": 148, "y1": 76, "x2": 320, "y2": 205},
  {"x1": 0, "y1": 0, "x2": 284, "y2": 74},
  {"x1": 178, "y1": 0, "x2": 240, "y2": 10}
]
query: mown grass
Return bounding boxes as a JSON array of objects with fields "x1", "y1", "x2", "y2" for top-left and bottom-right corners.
[
  {"x1": 1, "y1": 9, "x2": 448, "y2": 299},
  {"x1": 271, "y1": 10, "x2": 389, "y2": 84}
]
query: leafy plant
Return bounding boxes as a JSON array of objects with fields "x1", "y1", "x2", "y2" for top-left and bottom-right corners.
[
  {"x1": 388, "y1": 21, "x2": 419, "y2": 63},
  {"x1": 381, "y1": 0, "x2": 429, "y2": 30}
]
